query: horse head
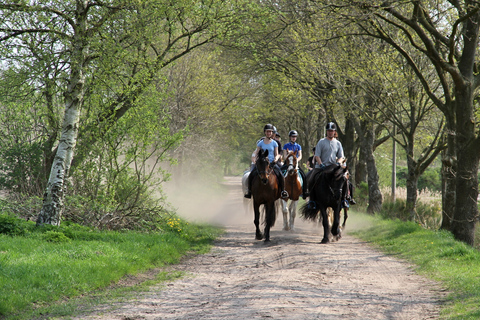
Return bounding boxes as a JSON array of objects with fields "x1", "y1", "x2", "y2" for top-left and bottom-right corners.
[
  {"x1": 256, "y1": 149, "x2": 272, "y2": 185},
  {"x1": 285, "y1": 151, "x2": 298, "y2": 176}
]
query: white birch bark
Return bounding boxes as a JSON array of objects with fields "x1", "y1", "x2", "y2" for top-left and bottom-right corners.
[{"x1": 36, "y1": 1, "x2": 87, "y2": 226}]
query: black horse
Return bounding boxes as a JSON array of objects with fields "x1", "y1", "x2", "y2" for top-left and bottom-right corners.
[{"x1": 301, "y1": 164, "x2": 348, "y2": 243}]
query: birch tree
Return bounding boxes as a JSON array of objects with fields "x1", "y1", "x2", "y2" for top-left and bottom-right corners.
[{"x1": 0, "y1": 0, "x2": 248, "y2": 226}]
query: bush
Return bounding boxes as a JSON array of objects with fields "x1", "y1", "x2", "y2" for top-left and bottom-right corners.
[
  {"x1": 396, "y1": 166, "x2": 441, "y2": 192},
  {"x1": 0, "y1": 213, "x2": 32, "y2": 236},
  {"x1": 41, "y1": 230, "x2": 71, "y2": 243}
]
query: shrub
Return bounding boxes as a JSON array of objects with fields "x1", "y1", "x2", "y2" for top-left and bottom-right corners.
[
  {"x1": 0, "y1": 214, "x2": 32, "y2": 236},
  {"x1": 41, "y1": 230, "x2": 71, "y2": 243}
]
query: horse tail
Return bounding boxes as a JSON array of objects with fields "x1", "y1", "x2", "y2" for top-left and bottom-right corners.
[
  {"x1": 300, "y1": 201, "x2": 319, "y2": 221},
  {"x1": 262, "y1": 201, "x2": 277, "y2": 227}
]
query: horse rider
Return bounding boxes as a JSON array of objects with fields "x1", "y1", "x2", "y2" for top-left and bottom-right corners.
[
  {"x1": 273, "y1": 126, "x2": 283, "y2": 166},
  {"x1": 306, "y1": 147, "x2": 316, "y2": 171},
  {"x1": 244, "y1": 124, "x2": 289, "y2": 199},
  {"x1": 282, "y1": 130, "x2": 309, "y2": 199},
  {"x1": 313, "y1": 122, "x2": 356, "y2": 206}
]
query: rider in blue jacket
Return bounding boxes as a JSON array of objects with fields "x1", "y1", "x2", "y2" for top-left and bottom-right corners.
[{"x1": 282, "y1": 130, "x2": 309, "y2": 199}]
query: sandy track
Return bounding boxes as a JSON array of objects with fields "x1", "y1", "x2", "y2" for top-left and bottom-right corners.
[{"x1": 76, "y1": 176, "x2": 443, "y2": 320}]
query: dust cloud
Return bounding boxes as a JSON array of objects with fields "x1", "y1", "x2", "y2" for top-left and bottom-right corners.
[{"x1": 163, "y1": 175, "x2": 249, "y2": 227}]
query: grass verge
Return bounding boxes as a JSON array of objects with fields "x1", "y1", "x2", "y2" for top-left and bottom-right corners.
[
  {"x1": 0, "y1": 215, "x2": 223, "y2": 320},
  {"x1": 350, "y1": 212, "x2": 480, "y2": 320}
]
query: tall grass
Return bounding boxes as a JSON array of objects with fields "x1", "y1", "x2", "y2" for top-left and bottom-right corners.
[
  {"x1": 0, "y1": 214, "x2": 222, "y2": 319},
  {"x1": 379, "y1": 186, "x2": 442, "y2": 229}
]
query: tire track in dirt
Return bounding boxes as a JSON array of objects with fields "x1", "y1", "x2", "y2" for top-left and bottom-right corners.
[{"x1": 76, "y1": 176, "x2": 444, "y2": 320}]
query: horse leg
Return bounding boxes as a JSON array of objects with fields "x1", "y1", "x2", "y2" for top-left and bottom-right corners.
[
  {"x1": 282, "y1": 199, "x2": 289, "y2": 231},
  {"x1": 289, "y1": 200, "x2": 297, "y2": 231},
  {"x1": 253, "y1": 203, "x2": 263, "y2": 240},
  {"x1": 342, "y1": 207, "x2": 348, "y2": 228},
  {"x1": 320, "y1": 208, "x2": 331, "y2": 244},
  {"x1": 331, "y1": 207, "x2": 342, "y2": 241},
  {"x1": 264, "y1": 202, "x2": 276, "y2": 242}
]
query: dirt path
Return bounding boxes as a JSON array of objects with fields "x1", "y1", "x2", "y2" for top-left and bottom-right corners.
[{"x1": 77, "y1": 176, "x2": 443, "y2": 320}]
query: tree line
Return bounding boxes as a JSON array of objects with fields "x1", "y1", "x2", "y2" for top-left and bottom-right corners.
[{"x1": 0, "y1": 0, "x2": 478, "y2": 246}]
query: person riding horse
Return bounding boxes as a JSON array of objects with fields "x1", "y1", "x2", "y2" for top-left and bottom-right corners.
[
  {"x1": 244, "y1": 124, "x2": 289, "y2": 200},
  {"x1": 311, "y1": 122, "x2": 356, "y2": 207},
  {"x1": 282, "y1": 130, "x2": 309, "y2": 199}
]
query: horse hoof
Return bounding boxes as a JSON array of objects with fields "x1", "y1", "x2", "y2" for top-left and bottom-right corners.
[
  {"x1": 321, "y1": 238, "x2": 330, "y2": 244},
  {"x1": 264, "y1": 238, "x2": 270, "y2": 243},
  {"x1": 255, "y1": 233, "x2": 263, "y2": 240}
]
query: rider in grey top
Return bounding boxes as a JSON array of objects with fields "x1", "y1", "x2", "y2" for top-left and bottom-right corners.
[
  {"x1": 313, "y1": 122, "x2": 356, "y2": 205},
  {"x1": 314, "y1": 122, "x2": 344, "y2": 168}
]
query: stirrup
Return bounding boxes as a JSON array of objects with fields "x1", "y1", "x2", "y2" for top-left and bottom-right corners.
[
  {"x1": 342, "y1": 200, "x2": 350, "y2": 208},
  {"x1": 307, "y1": 201, "x2": 317, "y2": 210}
]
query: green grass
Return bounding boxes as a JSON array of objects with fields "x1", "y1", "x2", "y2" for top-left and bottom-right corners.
[
  {"x1": 350, "y1": 212, "x2": 480, "y2": 320},
  {"x1": 0, "y1": 215, "x2": 222, "y2": 319}
]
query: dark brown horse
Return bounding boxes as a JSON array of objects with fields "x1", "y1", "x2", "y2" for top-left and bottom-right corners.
[
  {"x1": 251, "y1": 149, "x2": 280, "y2": 242},
  {"x1": 281, "y1": 151, "x2": 302, "y2": 231},
  {"x1": 301, "y1": 164, "x2": 348, "y2": 243}
]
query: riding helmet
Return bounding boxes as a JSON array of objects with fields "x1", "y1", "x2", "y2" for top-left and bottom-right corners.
[
  {"x1": 289, "y1": 130, "x2": 298, "y2": 137},
  {"x1": 326, "y1": 122, "x2": 337, "y2": 131},
  {"x1": 263, "y1": 123, "x2": 274, "y2": 132}
]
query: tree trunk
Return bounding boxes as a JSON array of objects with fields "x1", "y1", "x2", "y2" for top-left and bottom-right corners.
[
  {"x1": 405, "y1": 161, "x2": 419, "y2": 221},
  {"x1": 36, "y1": 5, "x2": 87, "y2": 226},
  {"x1": 364, "y1": 125, "x2": 383, "y2": 213},
  {"x1": 450, "y1": 92, "x2": 479, "y2": 245},
  {"x1": 440, "y1": 126, "x2": 456, "y2": 231}
]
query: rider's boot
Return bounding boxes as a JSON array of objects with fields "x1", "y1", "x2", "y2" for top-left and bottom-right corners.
[
  {"x1": 244, "y1": 171, "x2": 254, "y2": 199},
  {"x1": 347, "y1": 182, "x2": 356, "y2": 204},
  {"x1": 278, "y1": 175, "x2": 289, "y2": 199}
]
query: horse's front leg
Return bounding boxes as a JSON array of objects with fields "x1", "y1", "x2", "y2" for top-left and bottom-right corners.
[
  {"x1": 253, "y1": 203, "x2": 263, "y2": 240},
  {"x1": 281, "y1": 199, "x2": 289, "y2": 230},
  {"x1": 320, "y1": 208, "x2": 331, "y2": 244},
  {"x1": 342, "y1": 207, "x2": 348, "y2": 228},
  {"x1": 289, "y1": 200, "x2": 297, "y2": 231},
  {"x1": 331, "y1": 206, "x2": 342, "y2": 241},
  {"x1": 264, "y1": 203, "x2": 276, "y2": 242}
]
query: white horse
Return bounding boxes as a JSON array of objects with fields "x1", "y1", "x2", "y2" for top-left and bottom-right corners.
[
  {"x1": 241, "y1": 170, "x2": 251, "y2": 215},
  {"x1": 281, "y1": 152, "x2": 303, "y2": 231}
]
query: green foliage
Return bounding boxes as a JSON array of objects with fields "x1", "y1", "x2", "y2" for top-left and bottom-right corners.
[
  {"x1": 396, "y1": 166, "x2": 442, "y2": 192},
  {"x1": 41, "y1": 231, "x2": 71, "y2": 243},
  {"x1": 0, "y1": 214, "x2": 33, "y2": 236}
]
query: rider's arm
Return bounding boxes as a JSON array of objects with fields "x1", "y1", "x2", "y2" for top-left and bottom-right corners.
[
  {"x1": 274, "y1": 147, "x2": 281, "y2": 163},
  {"x1": 251, "y1": 147, "x2": 260, "y2": 164},
  {"x1": 297, "y1": 150, "x2": 302, "y2": 162},
  {"x1": 314, "y1": 155, "x2": 321, "y2": 165}
]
